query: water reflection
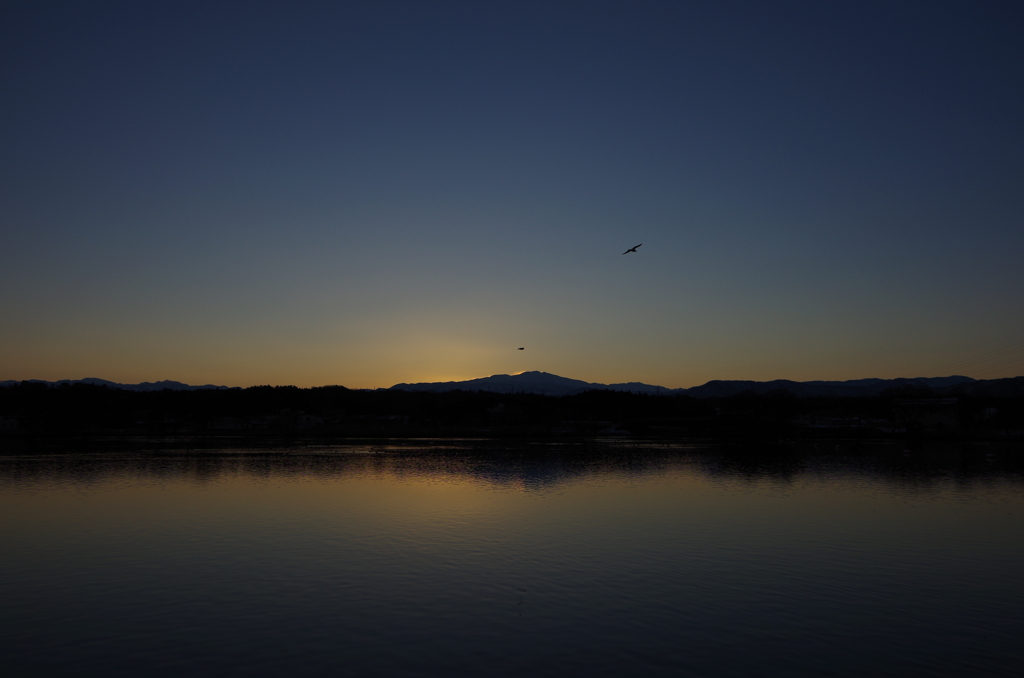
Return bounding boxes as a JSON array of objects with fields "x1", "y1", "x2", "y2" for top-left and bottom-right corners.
[
  {"x1": 1, "y1": 441, "x2": 1022, "y2": 678},
  {"x1": 1, "y1": 439, "x2": 1021, "y2": 491}
]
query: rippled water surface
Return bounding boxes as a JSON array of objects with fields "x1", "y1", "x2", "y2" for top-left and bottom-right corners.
[{"x1": 2, "y1": 441, "x2": 1023, "y2": 677}]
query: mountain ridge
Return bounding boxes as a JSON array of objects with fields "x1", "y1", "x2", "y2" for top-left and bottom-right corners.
[
  {"x1": 5, "y1": 372, "x2": 1022, "y2": 398},
  {"x1": 390, "y1": 371, "x2": 997, "y2": 398},
  {"x1": 0, "y1": 378, "x2": 234, "y2": 392}
]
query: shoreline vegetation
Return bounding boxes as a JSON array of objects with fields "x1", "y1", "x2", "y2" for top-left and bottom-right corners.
[{"x1": 2, "y1": 381, "x2": 1023, "y2": 451}]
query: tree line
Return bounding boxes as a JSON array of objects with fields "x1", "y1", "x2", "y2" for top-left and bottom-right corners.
[{"x1": 1, "y1": 380, "x2": 1022, "y2": 441}]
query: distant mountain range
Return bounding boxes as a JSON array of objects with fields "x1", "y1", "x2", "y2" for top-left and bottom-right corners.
[
  {"x1": 390, "y1": 371, "x2": 1024, "y2": 398},
  {"x1": 0, "y1": 378, "x2": 234, "y2": 392},
  {"x1": 6, "y1": 372, "x2": 1023, "y2": 398}
]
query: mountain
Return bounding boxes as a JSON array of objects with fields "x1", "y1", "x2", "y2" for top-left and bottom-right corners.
[
  {"x1": 683, "y1": 376, "x2": 977, "y2": 398},
  {"x1": 958, "y1": 376, "x2": 1024, "y2": 397},
  {"x1": 389, "y1": 371, "x2": 982, "y2": 398},
  {"x1": 6, "y1": 373, "x2": 1015, "y2": 397},
  {"x1": 0, "y1": 378, "x2": 234, "y2": 391},
  {"x1": 389, "y1": 371, "x2": 598, "y2": 396}
]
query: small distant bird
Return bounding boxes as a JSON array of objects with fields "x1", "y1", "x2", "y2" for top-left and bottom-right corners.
[
  {"x1": 622, "y1": 243, "x2": 642, "y2": 255},
  {"x1": 517, "y1": 347, "x2": 524, "y2": 350}
]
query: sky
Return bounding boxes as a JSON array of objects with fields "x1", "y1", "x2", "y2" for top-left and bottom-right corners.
[{"x1": 3, "y1": 0, "x2": 1023, "y2": 389}]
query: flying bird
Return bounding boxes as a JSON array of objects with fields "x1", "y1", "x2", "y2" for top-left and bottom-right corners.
[
  {"x1": 622, "y1": 243, "x2": 642, "y2": 254},
  {"x1": 517, "y1": 347, "x2": 524, "y2": 350}
]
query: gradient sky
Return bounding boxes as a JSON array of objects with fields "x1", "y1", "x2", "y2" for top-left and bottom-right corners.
[{"x1": 3, "y1": 0, "x2": 1023, "y2": 388}]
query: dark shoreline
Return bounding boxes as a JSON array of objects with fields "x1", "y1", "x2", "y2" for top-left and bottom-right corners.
[
  {"x1": 3, "y1": 435, "x2": 1023, "y2": 460},
  {"x1": 3, "y1": 381, "x2": 1024, "y2": 449}
]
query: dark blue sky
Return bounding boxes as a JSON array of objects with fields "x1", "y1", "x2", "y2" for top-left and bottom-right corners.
[{"x1": 3, "y1": 1, "x2": 1023, "y2": 387}]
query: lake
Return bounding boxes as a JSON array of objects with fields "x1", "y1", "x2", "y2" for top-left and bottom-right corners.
[{"x1": 2, "y1": 439, "x2": 1022, "y2": 677}]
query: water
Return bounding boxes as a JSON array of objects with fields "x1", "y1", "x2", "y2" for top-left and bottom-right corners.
[{"x1": 2, "y1": 441, "x2": 1022, "y2": 677}]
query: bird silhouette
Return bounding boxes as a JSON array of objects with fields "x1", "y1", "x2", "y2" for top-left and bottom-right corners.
[
  {"x1": 517, "y1": 347, "x2": 524, "y2": 350},
  {"x1": 622, "y1": 243, "x2": 642, "y2": 254}
]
